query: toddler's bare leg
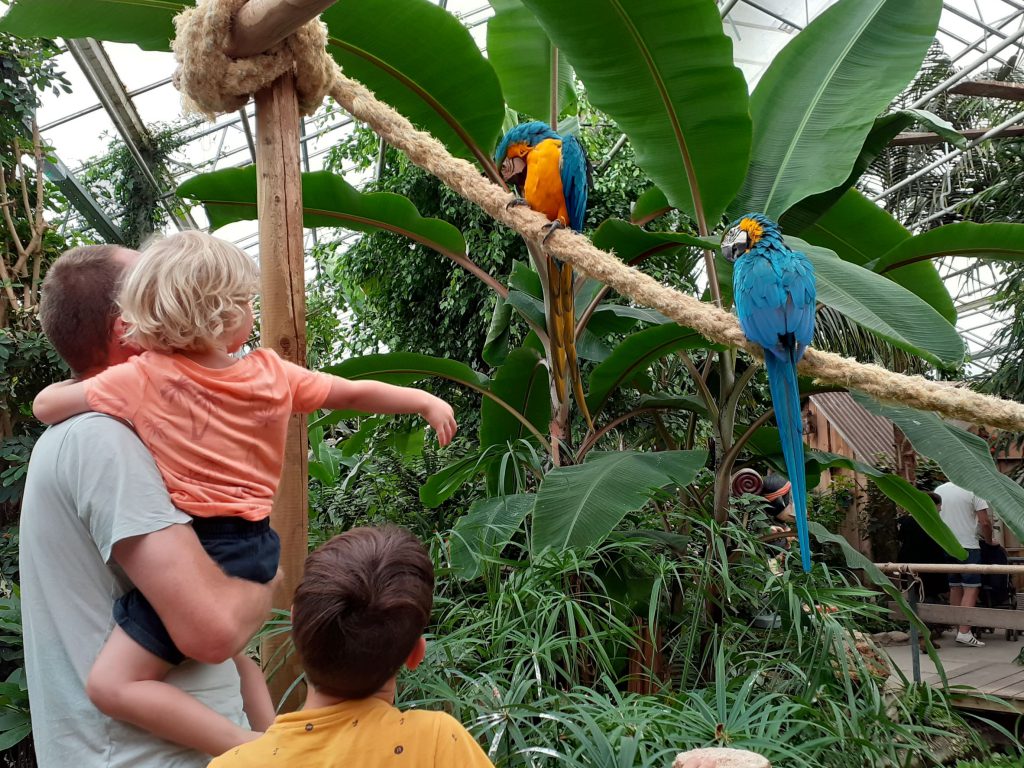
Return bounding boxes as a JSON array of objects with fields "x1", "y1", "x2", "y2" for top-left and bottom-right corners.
[
  {"x1": 234, "y1": 654, "x2": 275, "y2": 731},
  {"x1": 87, "y1": 625, "x2": 260, "y2": 756}
]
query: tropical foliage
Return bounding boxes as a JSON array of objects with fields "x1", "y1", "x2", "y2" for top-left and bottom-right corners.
[{"x1": 4, "y1": 0, "x2": 1024, "y2": 764}]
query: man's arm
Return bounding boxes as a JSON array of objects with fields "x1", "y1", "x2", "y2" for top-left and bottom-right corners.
[
  {"x1": 33, "y1": 380, "x2": 91, "y2": 424},
  {"x1": 977, "y1": 508, "x2": 995, "y2": 546},
  {"x1": 112, "y1": 525, "x2": 278, "y2": 664}
]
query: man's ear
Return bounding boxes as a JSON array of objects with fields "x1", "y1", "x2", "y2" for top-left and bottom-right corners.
[{"x1": 404, "y1": 636, "x2": 426, "y2": 671}]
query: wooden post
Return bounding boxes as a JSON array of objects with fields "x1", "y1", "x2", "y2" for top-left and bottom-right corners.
[{"x1": 255, "y1": 72, "x2": 308, "y2": 710}]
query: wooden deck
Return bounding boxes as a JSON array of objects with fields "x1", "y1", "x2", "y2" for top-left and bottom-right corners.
[{"x1": 887, "y1": 634, "x2": 1024, "y2": 713}]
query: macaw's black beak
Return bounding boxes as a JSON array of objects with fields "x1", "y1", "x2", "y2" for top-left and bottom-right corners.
[
  {"x1": 721, "y1": 228, "x2": 749, "y2": 263},
  {"x1": 501, "y1": 156, "x2": 527, "y2": 189}
]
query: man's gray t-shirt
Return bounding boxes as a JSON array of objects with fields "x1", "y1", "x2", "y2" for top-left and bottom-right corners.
[{"x1": 20, "y1": 413, "x2": 246, "y2": 767}]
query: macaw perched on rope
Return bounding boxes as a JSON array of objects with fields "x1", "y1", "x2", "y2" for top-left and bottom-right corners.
[
  {"x1": 495, "y1": 121, "x2": 593, "y2": 431},
  {"x1": 722, "y1": 214, "x2": 816, "y2": 572}
]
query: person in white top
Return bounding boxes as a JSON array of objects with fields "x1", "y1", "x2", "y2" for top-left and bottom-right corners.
[{"x1": 934, "y1": 481, "x2": 993, "y2": 647}]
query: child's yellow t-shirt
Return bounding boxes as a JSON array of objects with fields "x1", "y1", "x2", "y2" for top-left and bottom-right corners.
[{"x1": 210, "y1": 697, "x2": 494, "y2": 768}]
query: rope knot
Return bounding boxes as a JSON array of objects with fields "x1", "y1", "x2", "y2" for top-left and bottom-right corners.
[{"x1": 172, "y1": 0, "x2": 337, "y2": 119}]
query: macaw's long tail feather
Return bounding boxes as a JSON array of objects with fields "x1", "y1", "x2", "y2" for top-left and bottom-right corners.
[
  {"x1": 562, "y1": 265, "x2": 594, "y2": 431},
  {"x1": 764, "y1": 353, "x2": 812, "y2": 573},
  {"x1": 546, "y1": 262, "x2": 568, "y2": 404}
]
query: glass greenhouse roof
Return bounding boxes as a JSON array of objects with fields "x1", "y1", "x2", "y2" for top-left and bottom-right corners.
[{"x1": 6, "y1": 0, "x2": 1024, "y2": 372}]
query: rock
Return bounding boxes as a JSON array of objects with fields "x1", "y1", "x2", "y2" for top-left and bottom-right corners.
[
  {"x1": 870, "y1": 631, "x2": 910, "y2": 646},
  {"x1": 673, "y1": 748, "x2": 771, "y2": 768}
]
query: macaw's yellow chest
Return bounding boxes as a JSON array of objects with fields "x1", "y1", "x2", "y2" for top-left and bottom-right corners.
[{"x1": 523, "y1": 138, "x2": 569, "y2": 227}]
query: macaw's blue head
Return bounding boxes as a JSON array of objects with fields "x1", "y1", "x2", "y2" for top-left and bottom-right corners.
[
  {"x1": 721, "y1": 213, "x2": 779, "y2": 262},
  {"x1": 494, "y1": 121, "x2": 561, "y2": 186}
]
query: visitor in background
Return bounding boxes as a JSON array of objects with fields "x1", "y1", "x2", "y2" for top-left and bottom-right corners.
[
  {"x1": 934, "y1": 480, "x2": 993, "y2": 647},
  {"x1": 21, "y1": 244, "x2": 275, "y2": 768}
]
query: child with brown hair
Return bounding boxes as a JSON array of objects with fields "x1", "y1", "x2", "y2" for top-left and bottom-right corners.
[
  {"x1": 210, "y1": 525, "x2": 494, "y2": 768},
  {"x1": 33, "y1": 231, "x2": 458, "y2": 755}
]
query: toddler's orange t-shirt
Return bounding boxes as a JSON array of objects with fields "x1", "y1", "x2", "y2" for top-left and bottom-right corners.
[{"x1": 83, "y1": 348, "x2": 333, "y2": 520}]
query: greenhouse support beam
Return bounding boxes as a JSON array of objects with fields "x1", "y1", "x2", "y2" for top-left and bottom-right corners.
[
  {"x1": 950, "y1": 7, "x2": 1024, "y2": 64},
  {"x1": 911, "y1": 26, "x2": 1024, "y2": 109},
  {"x1": 871, "y1": 110, "x2": 1024, "y2": 202},
  {"x1": 225, "y1": 0, "x2": 340, "y2": 58},
  {"x1": 891, "y1": 124, "x2": 1024, "y2": 145},
  {"x1": 948, "y1": 79, "x2": 1024, "y2": 101},
  {"x1": 64, "y1": 38, "x2": 198, "y2": 233},
  {"x1": 41, "y1": 154, "x2": 125, "y2": 244},
  {"x1": 942, "y1": 1, "x2": 1014, "y2": 41}
]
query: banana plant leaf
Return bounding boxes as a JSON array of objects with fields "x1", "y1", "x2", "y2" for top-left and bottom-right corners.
[
  {"x1": 592, "y1": 219, "x2": 713, "y2": 267},
  {"x1": 521, "y1": 0, "x2": 751, "y2": 225},
  {"x1": 505, "y1": 290, "x2": 612, "y2": 362},
  {"x1": 786, "y1": 237, "x2": 964, "y2": 369},
  {"x1": 420, "y1": 446, "x2": 504, "y2": 508},
  {"x1": 730, "y1": 0, "x2": 942, "y2": 220},
  {"x1": 178, "y1": 167, "x2": 467, "y2": 259},
  {"x1": 448, "y1": 493, "x2": 536, "y2": 580},
  {"x1": 532, "y1": 449, "x2": 707, "y2": 553},
  {"x1": 852, "y1": 392, "x2": 1024, "y2": 544},
  {"x1": 480, "y1": 347, "x2": 550, "y2": 450},
  {"x1": 807, "y1": 451, "x2": 964, "y2": 559},
  {"x1": 586, "y1": 323, "x2": 716, "y2": 418},
  {"x1": 869, "y1": 222, "x2": 1024, "y2": 273},
  {"x1": 486, "y1": 0, "x2": 576, "y2": 121},
  {"x1": 808, "y1": 521, "x2": 944, "y2": 681},
  {"x1": 0, "y1": 0, "x2": 188, "y2": 51},
  {"x1": 795, "y1": 189, "x2": 955, "y2": 323},
  {"x1": 631, "y1": 187, "x2": 673, "y2": 226},
  {"x1": 782, "y1": 108, "x2": 966, "y2": 232},
  {"x1": 482, "y1": 295, "x2": 514, "y2": 366},
  {"x1": 322, "y1": 0, "x2": 505, "y2": 171}
]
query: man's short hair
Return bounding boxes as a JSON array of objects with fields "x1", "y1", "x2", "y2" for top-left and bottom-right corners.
[
  {"x1": 38, "y1": 245, "x2": 127, "y2": 377},
  {"x1": 292, "y1": 526, "x2": 434, "y2": 699},
  {"x1": 926, "y1": 491, "x2": 942, "y2": 507}
]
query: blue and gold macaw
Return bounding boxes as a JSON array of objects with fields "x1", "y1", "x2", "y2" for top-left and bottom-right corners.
[
  {"x1": 722, "y1": 214, "x2": 816, "y2": 572},
  {"x1": 495, "y1": 121, "x2": 592, "y2": 430}
]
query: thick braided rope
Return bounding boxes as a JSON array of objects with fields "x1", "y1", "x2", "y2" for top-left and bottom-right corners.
[
  {"x1": 172, "y1": 0, "x2": 333, "y2": 118},
  {"x1": 171, "y1": 1, "x2": 1024, "y2": 432}
]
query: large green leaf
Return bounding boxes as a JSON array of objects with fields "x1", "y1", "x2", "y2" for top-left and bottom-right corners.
[
  {"x1": 786, "y1": 237, "x2": 964, "y2": 368},
  {"x1": 521, "y1": 0, "x2": 750, "y2": 224},
  {"x1": 0, "y1": 0, "x2": 186, "y2": 50},
  {"x1": 808, "y1": 521, "x2": 943, "y2": 677},
  {"x1": 809, "y1": 451, "x2": 964, "y2": 559},
  {"x1": 310, "y1": 352, "x2": 486, "y2": 431},
  {"x1": 420, "y1": 447, "x2": 502, "y2": 508},
  {"x1": 871, "y1": 222, "x2": 1024, "y2": 274},
  {"x1": 480, "y1": 347, "x2": 550, "y2": 449},
  {"x1": 783, "y1": 109, "x2": 966, "y2": 232},
  {"x1": 731, "y1": 0, "x2": 942, "y2": 220},
  {"x1": 323, "y1": 0, "x2": 505, "y2": 170},
  {"x1": 852, "y1": 393, "x2": 1024, "y2": 544},
  {"x1": 586, "y1": 324, "x2": 714, "y2": 417},
  {"x1": 592, "y1": 218, "x2": 711, "y2": 266},
  {"x1": 796, "y1": 189, "x2": 955, "y2": 323},
  {"x1": 486, "y1": 0, "x2": 576, "y2": 121},
  {"x1": 449, "y1": 493, "x2": 535, "y2": 579},
  {"x1": 178, "y1": 167, "x2": 467, "y2": 259},
  {"x1": 532, "y1": 450, "x2": 706, "y2": 552},
  {"x1": 482, "y1": 295, "x2": 514, "y2": 367},
  {"x1": 631, "y1": 186, "x2": 672, "y2": 226}
]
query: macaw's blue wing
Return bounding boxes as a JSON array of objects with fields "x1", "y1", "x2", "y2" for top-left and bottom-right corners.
[
  {"x1": 559, "y1": 134, "x2": 588, "y2": 232},
  {"x1": 734, "y1": 242, "x2": 815, "y2": 364}
]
